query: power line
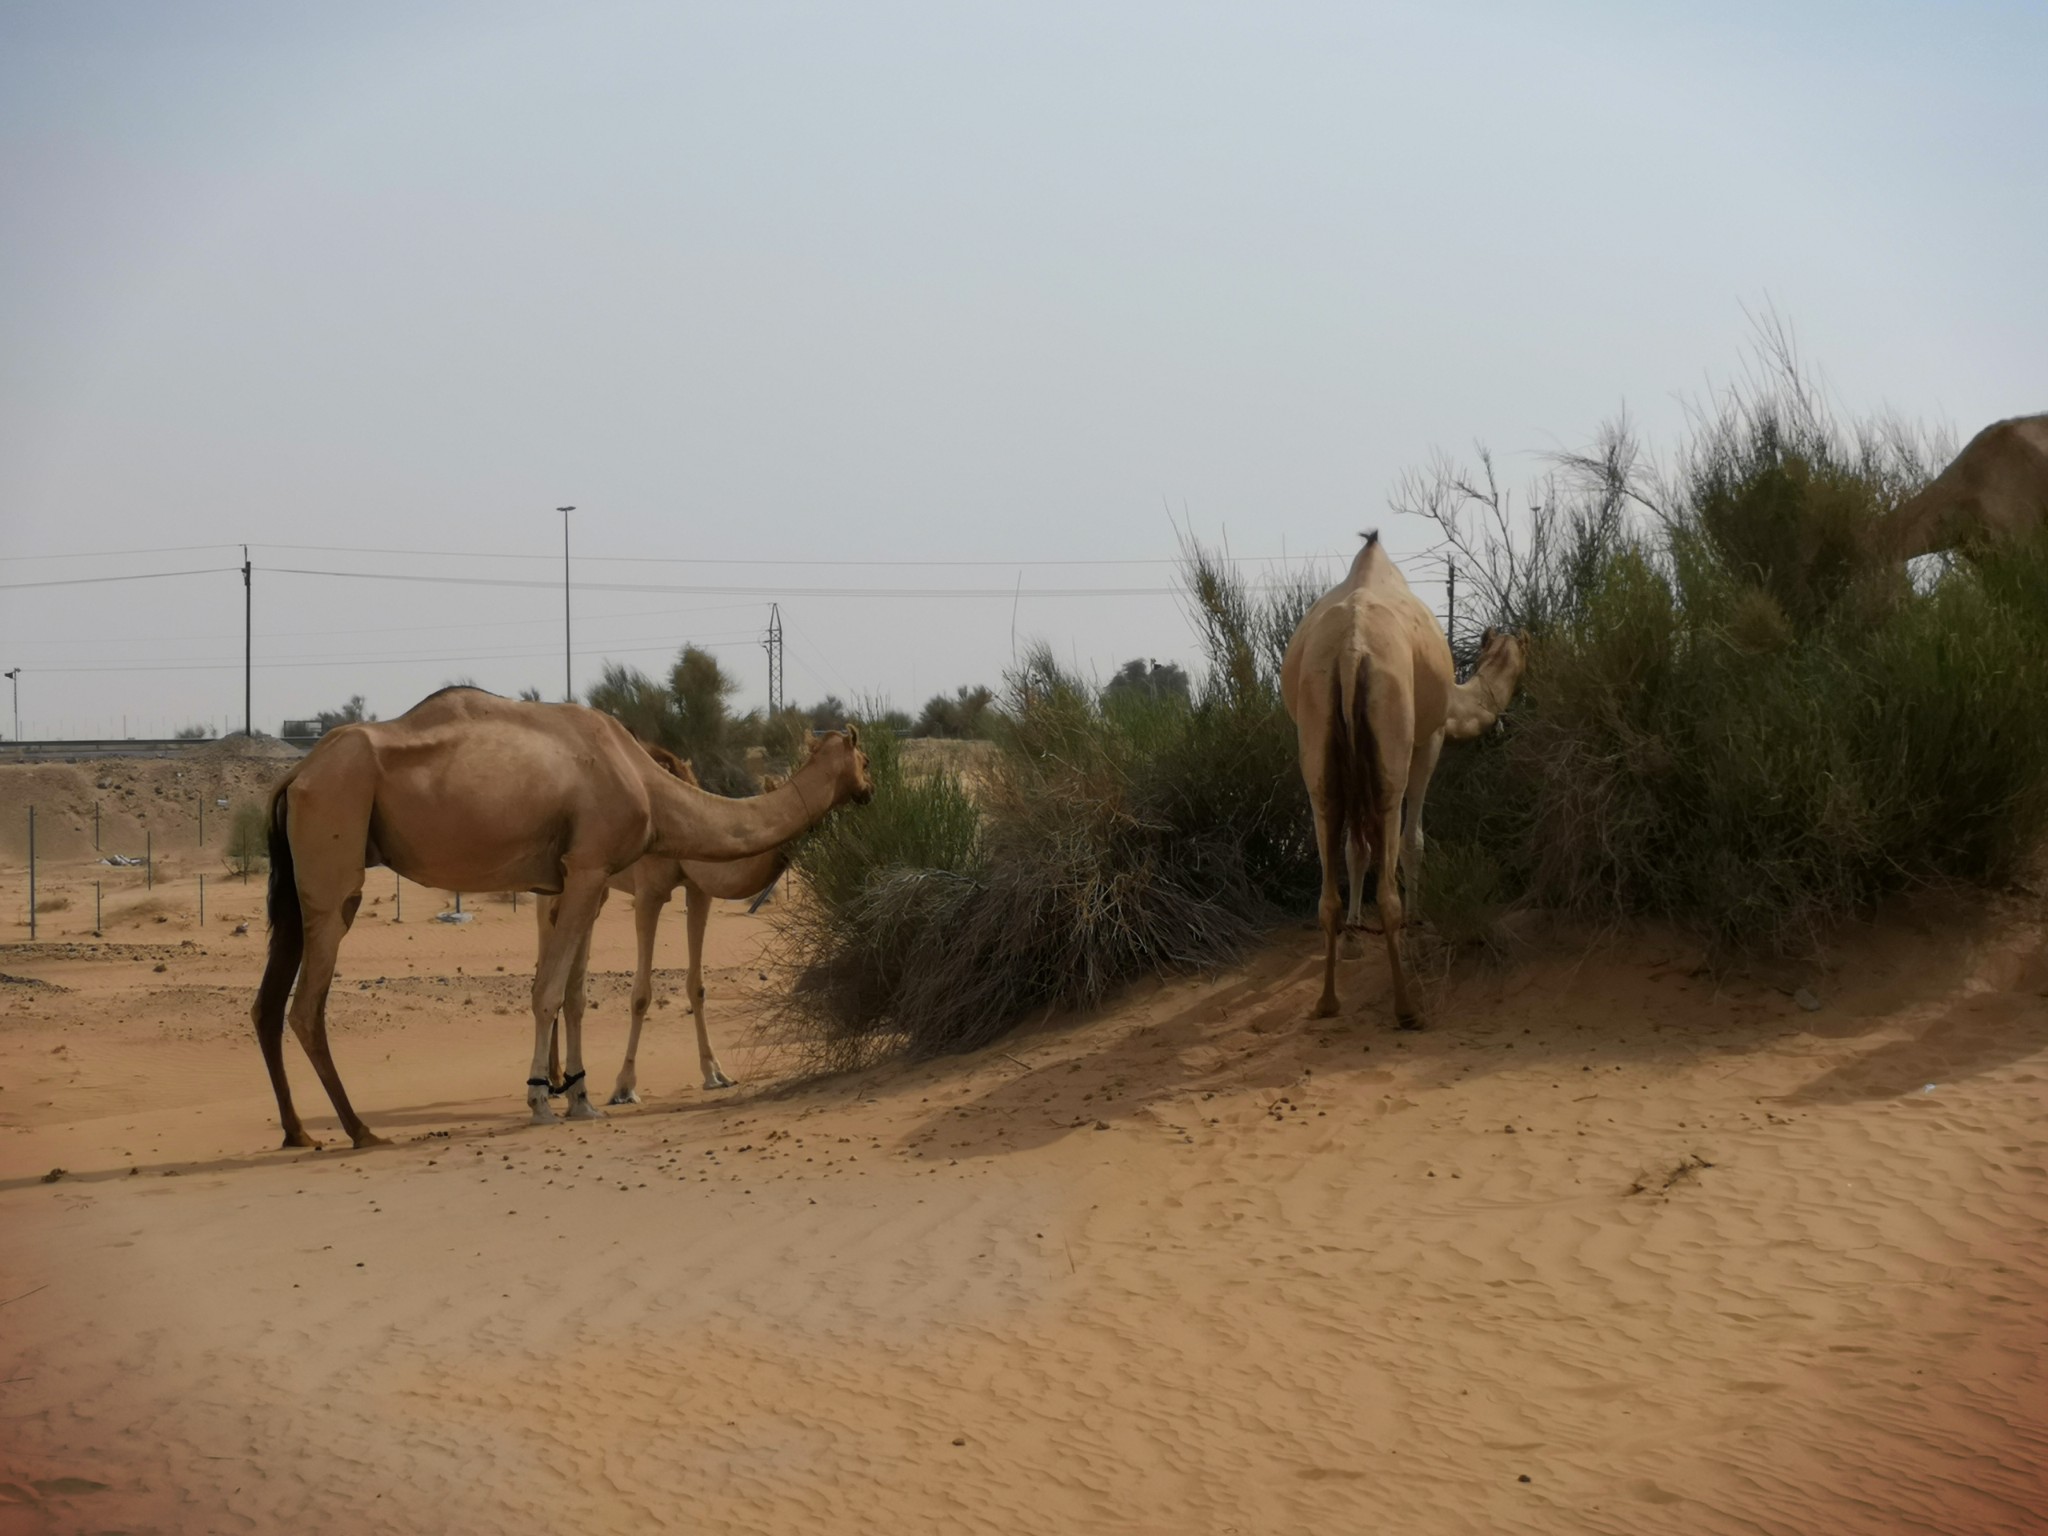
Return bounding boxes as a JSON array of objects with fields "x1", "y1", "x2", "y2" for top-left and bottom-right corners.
[
  {"x1": 0, "y1": 566, "x2": 240, "y2": 591},
  {"x1": 24, "y1": 635, "x2": 764, "y2": 675},
  {"x1": 0, "y1": 543, "x2": 244, "y2": 563},
  {"x1": 252, "y1": 542, "x2": 1332, "y2": 567},
  {"x1": 263, "y1": 565, "x2": 1252, "y2": 598},
  {"x1": 0, "y1": 600, "x2": 773, "y2": 650}
]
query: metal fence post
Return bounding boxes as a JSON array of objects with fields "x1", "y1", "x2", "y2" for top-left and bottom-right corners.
[{"x1": 26, "y1": 806, "x2": 34, "y2": 940}]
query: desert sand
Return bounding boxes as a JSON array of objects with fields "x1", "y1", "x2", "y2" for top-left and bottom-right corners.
[{"x1": 2, "y1": 756, "x2": 2047, "y2": 1535}]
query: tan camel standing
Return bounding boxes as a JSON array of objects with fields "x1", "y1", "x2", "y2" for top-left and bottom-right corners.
[
  {"x1": 537, "y1": 748, "x2": 788, "y2": 1104},
  {"x1": 249, "y1": 688, "x2": 870, "y2": 1148},
  {"x1": 1281, "y1": 532, "x2": 1527, "y2": 1025},
  {"x1": 1882, "y1": 413, "x2": 2048, "y2": 558}
]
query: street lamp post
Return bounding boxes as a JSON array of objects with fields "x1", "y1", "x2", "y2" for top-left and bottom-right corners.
[
  {"x1": 558, "y1": 506, "x2": 576, "y2": 702},
  {"x1": 3, "y1": 668, "x2": 18, "y2": 742}
]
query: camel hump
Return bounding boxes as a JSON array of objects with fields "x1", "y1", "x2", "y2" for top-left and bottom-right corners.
[{"x1": 1344, "y1": 530, "x2": 1412, "y2": 595}]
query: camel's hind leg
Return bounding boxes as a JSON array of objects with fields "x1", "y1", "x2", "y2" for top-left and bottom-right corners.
[
  {"x1": 1341, "y1": 829, "x2": 1371, "y2": 957},
  {"x1": 1374, "y1": 768, "x2": 1419, "y2": 1029},
  {"x1": 610, "y1": 887, "x2": 668, "y2": 1105},
  {"x1": 683, "y1": 884, "x2": 736, "y2": 1090},
  {"x1": 287, "y1": 892, "x2": 385, "y2": 1148},
  {"x1": 527, "y1": 872, "x2": 609, "y2": 1126},
  {"x1": 1311, "y1": 797, "x2": 1345, "y2": 1019}
]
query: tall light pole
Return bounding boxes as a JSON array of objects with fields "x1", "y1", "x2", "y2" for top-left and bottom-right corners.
[
  {"x1": 3, "y1": 668, "x2": 17, "y2": 742},
  {"x1": 558, "y1": 507, "x2": 576, "y2": 703}
]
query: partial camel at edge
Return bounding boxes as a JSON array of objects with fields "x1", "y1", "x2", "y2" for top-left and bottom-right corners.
[
  {"x1": 1881, "y1": 413, "x2": 2048, "y2": 559},
  {"x1": 1281, "y1": 532, "x2": 1527, "y2": 1026},
  {"x1": 248, "y1": 686, "x2": 871, "y2": 1149},
  {"x1": 536, "y1": 745, "x2": 789, "y2": 1106}
]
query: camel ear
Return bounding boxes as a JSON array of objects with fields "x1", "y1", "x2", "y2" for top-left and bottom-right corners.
[{"x1": 844, "y1": 721, "x2": 860, "y2": 747}]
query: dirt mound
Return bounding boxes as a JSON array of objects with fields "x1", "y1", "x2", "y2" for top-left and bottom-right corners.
[{"x1": 0, "y1": 750, "x2": 295, "y2": 863}]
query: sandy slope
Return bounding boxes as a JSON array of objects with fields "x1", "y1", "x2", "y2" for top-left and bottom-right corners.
[{"x1": 2, "y1": 846, "x2": 2046, "y2": 1535}]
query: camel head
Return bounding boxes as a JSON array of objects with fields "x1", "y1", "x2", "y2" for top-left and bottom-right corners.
[
  {"x1": 1473, "y1": 625, "x2": 1531, "y2": 708},
  {"x1": 803, "y1": 723, "x2": 875, "y2": 806}
]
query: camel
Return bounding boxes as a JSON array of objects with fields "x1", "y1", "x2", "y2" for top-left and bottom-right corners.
[
  {"x1": 1281, "y1": 532, "x2": 1527, "y2": 1025},
  {"x1": 536, "y1": 747, "x2": 789, "y2": 1105},
  {"x1": 249, "y1": 687, "x2": 871, "y2": 1148},
  {"x1": 1882, "y1": 413, "x2": 2048, "y2": 558}
]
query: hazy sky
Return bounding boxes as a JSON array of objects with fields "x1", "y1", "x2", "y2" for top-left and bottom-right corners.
[{"x1": 3, "y1": 1, "x2": 2042, "y2": 738}]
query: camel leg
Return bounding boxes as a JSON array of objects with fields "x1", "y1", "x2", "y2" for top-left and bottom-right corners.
[
  {"x1": 1341, "y1": 829, "x2": 1371, "y2": 957},
  {"x1": 684, "y1": 884, "x2": 736, "y2": 1091},
  {"x1": 287, "y1": 891, "x2": 385, "y2": 1148},
  {"x1": 1400, "y1": 731, "x2": 1445, "y2": 921},
  {"x1": 1311, "y1": 797, "x2": 1344, "y2": 1019},
  {"x1": 609, "y1": 888, "x2": 666, "y2": 1104},
  {"x1": 1375, "y1": 769, "x2": 1419, "y2": 1029},
  {"x1": 559, "y1": 917, "x2": 603, "y2": 1121},
  {"x1": 255, "y1": 1006, "x2": 316, "y2": 1149},
  {"x1": 526, "y1": 873, "x2": 608, "y2": 1126}
]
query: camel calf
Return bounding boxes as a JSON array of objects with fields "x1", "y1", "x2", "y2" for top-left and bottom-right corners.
[
  {"x1": 1280, "y1": 533, "x2": 1526, "y2": 1025},
  {"x1": 539, "y1": 748, "x2": 787, "y2": 1104}
]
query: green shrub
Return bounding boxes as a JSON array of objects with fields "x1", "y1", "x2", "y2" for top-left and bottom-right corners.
[
  {"x1": 225, "y1": 802, "x2": 269, "y2": 877},
  {"x1": 778, "y1": 554, "x2": 1321, "y2": 1070},
  {"x1": 1420, "y1": 362, "x2": 2048, "y2": 954}
]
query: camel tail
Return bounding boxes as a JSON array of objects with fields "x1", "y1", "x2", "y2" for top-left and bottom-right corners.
[
  {"x1": 253, "y1": 780, "x2": 303, "y2": 1034},
  {"x1": 1323, "y1": 656, "x2": 1383, "y2": 874}
]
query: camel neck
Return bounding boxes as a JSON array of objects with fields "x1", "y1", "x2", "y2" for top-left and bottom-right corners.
[
  {"x1": 644, "y1": 756, "x2": 841, "y2": 862},
  {"x1": 1443, "y1": 668, "x2": 1513, "y2": 741}
]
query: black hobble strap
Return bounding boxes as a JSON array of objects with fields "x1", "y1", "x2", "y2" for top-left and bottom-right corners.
[{"x1": 554, "y1": 1070, "x2": 586, "y2": 1098}]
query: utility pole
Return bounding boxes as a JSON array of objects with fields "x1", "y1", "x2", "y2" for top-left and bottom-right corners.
[
  {"x1": 1446, "y1": 560, "x2": 1457, "y2": 657},
  {"x1": 763, "y1": 603, "x2": 784, "y2": 716},
  {"x1": 242, "y1": 546, "x2": 252, "y2": 736},
  {"x1": 3, "y1": 668, "x2": 17, "y2": 742},
  {"x1": 558, "y1": 507, "x2": 576, "y2": 702}
]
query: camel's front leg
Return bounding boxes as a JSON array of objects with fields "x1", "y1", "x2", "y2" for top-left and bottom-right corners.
[
  {"x1": 1401, "y1": 731, "x2": 1446, "y2": 920},
  {"x1": 528, "y1": 873, "x2": 608, "y2": 1126},
  {"x1": 684, "y1": 885, "x2": 736, "y2": 1090},
  {"x1": 559, "y1": 916, "x2": 603, "y2": 1121},
  {"x1": 610, "y1": 886, "x2": 669, "y2": 1105}
]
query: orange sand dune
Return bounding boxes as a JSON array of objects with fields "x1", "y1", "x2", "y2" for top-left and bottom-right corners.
[{"x1": 2, "y1": 847, "x2": 2045, "y2": 1535}]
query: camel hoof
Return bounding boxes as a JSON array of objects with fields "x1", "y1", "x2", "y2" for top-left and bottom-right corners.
[
  {"x1": 350, "y1": 1132, "x2": 391, "y2": 1149},
  {"x1": 282, "y1": 1131, "x2": 321, "y2": 1150},
  {"x1": 607, "y1": 1087, "x2": 641, "y2": 1106},
  {"x1": 566, "y1": 1098, "x2": 604, "y2": 1121},
  {"x1": 702, "y1": 1067, "x2": 737, "y2": 1091},
  {"x1": 528, "y1": 1103, "x2": 559, "y2": 1126},
  {"x1": 1311, "y1": 997, "x2": 1339, "y2": 1020},
  {"x1": 1339, "y1": 933, "x2": 1365, "y2": 960},
  {"x1": 1395, "y1": 1013, "x2": 1424, "y2": 1031}
]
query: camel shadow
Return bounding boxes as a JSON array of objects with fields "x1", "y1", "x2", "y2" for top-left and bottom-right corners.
[
  {"x1": 882, "y1": 903, "x2": 2047, "y2": 1161},
  {"x1": 1781, "y1": 930, "x2": 2048, "y2": 1105}
]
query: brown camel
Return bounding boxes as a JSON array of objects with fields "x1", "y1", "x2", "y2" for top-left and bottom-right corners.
[
  {"x1": 1281, "y1": 532, "x2": 1527, "y2": 1025},
  {"x1": 1882, "y1": 413, "x2": 2048, "y2": 558},
  {"x1": 249, "y1": 687, "x2": 871, "y2": 1148},
  {"x1": 537, "y1": 747, "x2": 789, "y2": 1105}
]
